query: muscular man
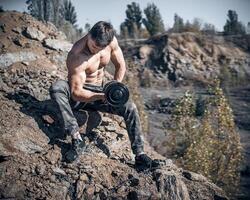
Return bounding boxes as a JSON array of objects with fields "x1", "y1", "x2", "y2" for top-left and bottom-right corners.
[{"x1": 49, "y1": 21, "x2": 158, "y2": 168}]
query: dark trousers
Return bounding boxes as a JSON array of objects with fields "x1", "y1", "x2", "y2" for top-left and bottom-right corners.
[{"x1": 49, "y1": 79, "x2": 144, "y2": 155}]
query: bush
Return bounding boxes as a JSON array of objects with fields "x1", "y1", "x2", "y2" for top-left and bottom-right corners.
[{"x1": 166, "y1": 79, "x2": 242, "y2": 197}]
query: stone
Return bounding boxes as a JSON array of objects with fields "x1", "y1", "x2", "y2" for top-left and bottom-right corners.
[
  {"x1": 0, "y1": 52, "x2": 38, "y2": 68},
  {"x1": 104, "y1": 125, "x2": 116, "y2": 132},
  {"x1": 43, "y1": 38, "x2": 72, "y2": 52},
  {"x1": 79, "y1": 173, "x2": 89, "y2": 182},
  {"x1": 12, "y1": 27, "x2": 22, "y2": 34},
  {"x1": 23, "y1": 27, "x2": 46, "y2": 41},
  {"x1": 35, "y1": 165, "x2": 46, "y2": 175},
  {"x1": 52, "y1": 167, "x2": 66, "y2": 176}
]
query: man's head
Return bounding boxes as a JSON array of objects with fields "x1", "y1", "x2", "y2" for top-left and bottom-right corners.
[{"x1": 87, "y1": 21, "x2": 115, "y2": 53}]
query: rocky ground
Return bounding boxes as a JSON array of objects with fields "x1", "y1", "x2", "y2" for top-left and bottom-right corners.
[
  {"x1": 0, "y1": 11, "x2": 229, "y2": 199},
  {"x1": 120, "y1": 29, "x2": 250, "y2": 200}
]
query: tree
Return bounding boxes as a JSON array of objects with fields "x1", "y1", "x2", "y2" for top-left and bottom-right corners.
[
  {"x1": 62, "y1": 0, "x2": 77, "y2": 25},
  {"x1": 123, "y1": 2, "x2": 142, "y2": 38},
  {"x1": 172, "y1": 13, "x2": 184, "y2": 33},
  {"x1": 26, "y1": 0, "x2": 51, "y2": 21},
  {"x1": 0, "y1": 6, "x2": 4, "y2": 12},
  {"x1": 202, "y1": 23, "x2": 216, "y2": 34},
  {"x1": 84, "y1": 23, "x2": 91, "y2": 32},
  {"x1": 120, "y1": 22, "x2": 129, "y2": 39},
  {"x1": 192, "y1": 18, "x2": 202, "y2": 32},
  {"x1": 142, "y1": 3, "x2": 165, "y2": 36},
  {"x1": 223, "y1": 10, "x2": 246, "y2": 35}
]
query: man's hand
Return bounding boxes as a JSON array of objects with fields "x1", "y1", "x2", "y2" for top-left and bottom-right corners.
[{"x1": 99, "y1": 93, "x2": 107, "y2": 103}]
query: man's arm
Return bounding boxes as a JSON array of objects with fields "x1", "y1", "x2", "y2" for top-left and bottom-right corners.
[
  {"x1": 110, "y1": 37, "x2": 126, "y2": 82},
  {"x1": 67, "y1": 53, "x2": 105, "y2": 102}
]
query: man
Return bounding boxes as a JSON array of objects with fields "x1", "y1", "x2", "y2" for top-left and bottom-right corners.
[{"x1": 49, "y1": 21, "x2": 158, "y2": 168}]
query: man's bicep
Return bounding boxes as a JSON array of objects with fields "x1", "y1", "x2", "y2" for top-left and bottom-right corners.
[
  {"x1": 69, "y1": 71, "x2": 86, "y2": 96},
  {"x1": 111, "y1": 45, "x2": 125, "y2": 66},
  {"x1": 110, "y1": 37, "x2": 125, "y2": 66}
]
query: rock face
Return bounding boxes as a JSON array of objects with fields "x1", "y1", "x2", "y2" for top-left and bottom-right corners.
[
  {"x1": 122, "y1": 32, "x2": 250, "y2": 87},
  {"x1": 0, "y1": 11, "x2": 228, "y2": 199}
]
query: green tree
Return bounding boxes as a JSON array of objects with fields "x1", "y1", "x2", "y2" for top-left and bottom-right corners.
[
  {"x1": 223, "y1": 10, "x2": 246, "y2": 35},
  {"x1": 120, "y1": 22, "x2": 129, "y2": 39},
  {"x1": 142, "y1": 3, "x2": 165, "y2": 36},
  {"x1": 26, "y1": 0, "x2": 51, "y2": 21},
  {"x1": 192, "y1": 18, "x2": 202, "y2": 32},
  {"x1": 0, "y1": 6, "x2": 4, "y2": 12},
  {"x1": 172, "y1": 13, "x2": 184, "y2": 33},
  {"x1": 62, "y1": 0, "x2": 77, "y2": 25},
  {"x1": 166, "y1": 79, "x2": 242, "y2": 197},
  {"x1": 84, "y1": 23, "x2": 91, "y2": 32},
  {"x1": 123, "y1": 2, "x2": 142, "y2": 38},
  {"x1": 202, "y1": 22, "x2": 216, "y2": 34}
]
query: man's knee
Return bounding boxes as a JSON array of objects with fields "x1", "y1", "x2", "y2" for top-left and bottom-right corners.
[
  {"x1": 124, "y1": 101, "x2": 138, "y2": 113},
  {"x1": 49, "y1": 80, "x2": 69, "y2": 97}
]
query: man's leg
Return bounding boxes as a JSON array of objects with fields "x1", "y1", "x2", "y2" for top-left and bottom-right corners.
[
  {"x1": 49, "y1": 79, "x2": 80, "y2": 137},
  {"x1": 49, "y1": 80, "x2": 85, "y2": 162},
  {"x1": 84, "y1": 99, "x2": 145, "y2": 156}
]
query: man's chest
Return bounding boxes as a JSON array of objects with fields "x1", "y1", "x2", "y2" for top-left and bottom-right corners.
[{"x1": 86, "y1": 49, "x2": 111, "y2": 73}]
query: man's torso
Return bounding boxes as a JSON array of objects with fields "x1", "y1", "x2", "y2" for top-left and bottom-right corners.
[{"x1": 67, "y1": 35, "x2": 112, "y2": 86}]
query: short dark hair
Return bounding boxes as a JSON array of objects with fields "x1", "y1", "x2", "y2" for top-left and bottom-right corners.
[{"x1": 89, "y1": 21, "x2": 115, "y2": 47}]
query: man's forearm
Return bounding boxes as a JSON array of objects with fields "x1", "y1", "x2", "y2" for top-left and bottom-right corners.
[
  {"x1": 72, "y1": 89, "x2": 105, "y2": 102},
  {"x1": 114, "y1": 66, "x2": 126, "y2": 82}
]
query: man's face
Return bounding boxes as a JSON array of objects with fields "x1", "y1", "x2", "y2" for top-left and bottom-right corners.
[{"x1": 87, "y1": 35, "x2": 105, "y2": 54}]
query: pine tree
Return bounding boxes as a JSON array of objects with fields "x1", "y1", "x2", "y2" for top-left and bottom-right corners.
[
  {"x1": 223, "y1": 10, "x2": 246, "y2": 35},
  {"x1": 142, "y1": 3, "x2": 165, "y2": 36},
  {"x1": 62, "y1": 0, "x2": 77, "y2": 25},
  {"x1": 123, "y1": 2, "x2": 142, "y2": 38},
  {"x1": 172, "y1": 13, "x2": 184, "y2": 33}
]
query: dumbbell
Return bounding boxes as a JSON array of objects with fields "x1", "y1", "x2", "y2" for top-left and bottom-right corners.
[{"x1": 103, "y1": 80, "x2": 130, "y2": 107}]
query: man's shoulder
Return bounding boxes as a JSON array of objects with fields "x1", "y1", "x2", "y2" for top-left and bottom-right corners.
[
  {"x1": 67, "y1": 51, "x2": 88, "y2": 72},
  {"x1": 109, "y1": 36, "x2": 119, "y2": 50}
]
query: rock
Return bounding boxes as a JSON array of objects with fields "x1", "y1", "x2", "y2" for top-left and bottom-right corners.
[
  {"x1": 79, "y1": 173, "x2": 89, "y2": 182},
  {"x1": 0, "y1": 52, "x2": 39, "y2": 68},
  {"x1": 12, "y1": 37, "x2": 24, "y2": 47},
  {"x1": 35, "y1": 165, "x2": 46, "y2": 175},
  {"x1": 42, "y1": 115, "x2": 55, "y2": 125},
  {"x1": 85, "y1": 185, "x2": 95, "y2": 198},
  {"x1": 56, "y1": 31, "x2": 67, "y2": 40},
  {"x1": 23, "y1": 27, "x2": 46, "y2": 41},
  {"x1": 12, "y1": 27, "x2": 22, "y2": 34},
  {"x1": 104, "y1": 125, "x2": 116, "y2": 132},
  {"x1": 76, "y1": 180, "x2": 85, "y2": 199},
  {"x1": 153, "y1": 169, "x2": 190, "y2": 200},
  {"x1": 45, "y1": 146, "x2": 62, "y2": 165},
  {"x1": 53, "y1": 167, "x2": 66, "y2": 176},
  {"x1": 43, "y1": 38, "x2": 72, "y2": 52}
]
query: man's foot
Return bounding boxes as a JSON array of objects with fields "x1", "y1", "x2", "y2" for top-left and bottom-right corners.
[
  {"x1": 135, "y1": 153, "x2": 161, "y2": 170},
  {"x1": 65, "y1": 138, "x2": 86, "y2": 163}
]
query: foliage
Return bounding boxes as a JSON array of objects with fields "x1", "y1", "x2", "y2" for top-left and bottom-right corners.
[
  {"x1": 0, "y1": 6, "x2": 4, "y2": 12},
  {"x1": 61, "y1": 0, "x2": 77, "y2": 25},
  {"x1": 120, "y1": 2, "x2": 142, "y2": 39},
  {"x1": 166, "y1": 79, "x2": 242, "y2": 196},
  {"x1": 26, "y1": 0, "x2": 83, "y2": 42},
  {"x1": 202, "y1": 23, "x2": 216, "y2": 34},
  {"x1": 172, "y1": 14, "x2": 184, "y2": 33},
  {"x1": 26, "y1": 0, "x2": 51, "y2": 21},
  {"x1": 142, "y1": 3, "x2": 165, "y2": 36},
  {"x1": 84, "y1": 23, "x2": 91, "y2": 32},
  {"x1": 223, "y1": 10, "x2": 246, "y2": 35}
]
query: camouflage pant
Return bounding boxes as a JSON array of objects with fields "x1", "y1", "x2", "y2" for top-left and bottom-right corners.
[{"x1": 49, "y1": 79, "x2": 144, "y2": 155}]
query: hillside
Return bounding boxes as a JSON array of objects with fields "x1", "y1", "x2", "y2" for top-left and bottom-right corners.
[{"x1": 0, "y1": 11, "x2": 229, "y2": 200}]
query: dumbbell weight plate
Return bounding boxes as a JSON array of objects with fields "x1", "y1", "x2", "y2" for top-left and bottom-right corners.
[{"x1": 103, "y1": 81, "x2": 129, "y2": 107}]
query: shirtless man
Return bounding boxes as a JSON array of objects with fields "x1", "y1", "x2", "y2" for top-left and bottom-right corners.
[{"x1": 49, "y1": 21, "x2": 159, "y2": 168}]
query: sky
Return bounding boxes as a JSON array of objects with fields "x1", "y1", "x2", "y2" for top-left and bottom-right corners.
[{"x1": 1, "y1": 0, "x2": 249, "y2": 32}]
